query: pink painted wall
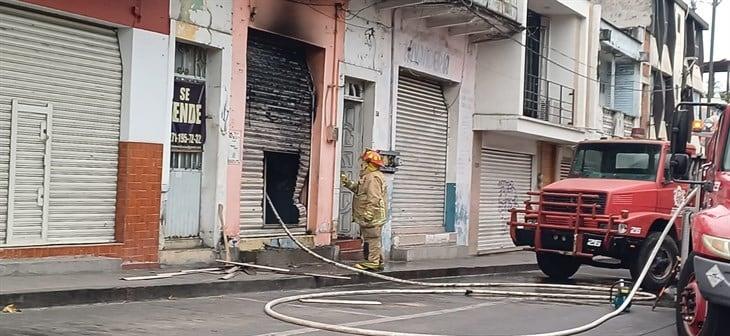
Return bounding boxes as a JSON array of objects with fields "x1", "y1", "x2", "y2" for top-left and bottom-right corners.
[{"x1": 228, "y1": 0, "x2": 345, "y2": 245}]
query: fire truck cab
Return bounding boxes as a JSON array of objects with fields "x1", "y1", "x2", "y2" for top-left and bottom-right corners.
[
  {"x1": 671, "y1": 102, "x2": 730, "y2": 336},
  {"x1": 509, "y1": 139, "x2": 693, "y2": 291}
]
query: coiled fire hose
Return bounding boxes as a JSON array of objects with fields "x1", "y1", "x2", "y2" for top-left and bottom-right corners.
[{"x1": 263, "y1": 187, "x2": 699, "y2": 336}]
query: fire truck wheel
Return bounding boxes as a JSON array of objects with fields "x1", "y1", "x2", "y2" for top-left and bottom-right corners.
[
  {"x1": 536, "y1": 252, "x2": 581, "y2": 281},
  {"x1": 631, "y1": 232, "x2": 679, "y2": 292},
  {"x1": 676, "y1": 252, "x2": 730, "y2": 336}
]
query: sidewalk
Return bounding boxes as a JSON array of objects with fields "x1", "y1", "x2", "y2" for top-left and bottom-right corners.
[{"x1": 0, "y1": 251, "x2": 537, "y2": 309}]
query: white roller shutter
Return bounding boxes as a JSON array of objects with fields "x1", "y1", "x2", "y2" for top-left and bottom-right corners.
[
  {"x1": 478, "y1": 149, "x2": 533, "y2": 253},
  {"x1": 392, "y1": 75, "x2": 448, "y2": 234},
  {"x1": 0, "y1": 5, "x2": 121, "y2": 245},
  {"x1": 614, "y1": 63, "x2": 636, "y2": 116}
]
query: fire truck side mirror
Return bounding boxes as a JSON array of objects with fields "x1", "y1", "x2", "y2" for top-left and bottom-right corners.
[
  {"x1": 669, "y1": 154, "x2": 690, "y2": 181},
  {"x1": 670, "y1": 106, "x2": 692, "y2": 155}
]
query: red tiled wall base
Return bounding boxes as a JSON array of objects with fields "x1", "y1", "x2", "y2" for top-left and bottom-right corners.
[{"x1": 0, "y1": 142, "x2": 163, "y2": 269}]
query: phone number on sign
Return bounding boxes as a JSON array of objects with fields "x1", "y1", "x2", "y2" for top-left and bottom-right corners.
[{"x1": 172, "y1": 133, "x2": 203, "y2": 145}]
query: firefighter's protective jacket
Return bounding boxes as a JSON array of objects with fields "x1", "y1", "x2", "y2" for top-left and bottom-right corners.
[{"x1": 343, "y1": 170, "x2": 387, "y2": 228}]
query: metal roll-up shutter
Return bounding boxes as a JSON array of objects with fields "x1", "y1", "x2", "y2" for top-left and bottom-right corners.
[
  {"x1": 240, "y1": 32, "x2": 312, "y2": 237},
  {"x1": 392, "y1": 75, "x2": 448, "y2": 234},
  {"x1": 478, "y1": 149, "x2": 533, "y2": 253},
  {"x1": 614, "y1": 64, "x2": 636, "y2": 116},
  {"x1": 0, "y1": 5, "x2": 121, "y2": 245}
]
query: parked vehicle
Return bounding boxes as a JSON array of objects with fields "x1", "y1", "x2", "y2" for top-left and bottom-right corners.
[
  {"x1": 670, "y1": 102, "x2": 730, "y2": 336},
  {"x1": 508, "y1": 139, "x2": 695, "y2": 291}
]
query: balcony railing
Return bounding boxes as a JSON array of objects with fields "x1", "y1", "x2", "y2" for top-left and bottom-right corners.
[{"x1": 523, "y1": 74, "x2": 575, "y2": 126}]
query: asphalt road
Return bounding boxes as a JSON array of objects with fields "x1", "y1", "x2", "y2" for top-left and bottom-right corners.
[{"x1": 0, "y1": 268, "x2": 677, "y2": 336}]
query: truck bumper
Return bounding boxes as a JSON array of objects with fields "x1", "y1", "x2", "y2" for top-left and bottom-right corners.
[
  {"x1": 694, "y1": 255, "x2": 730, "y2": 307},
  {"x1": 513, "y1": 227, "x2": 632, "y2": 259}
]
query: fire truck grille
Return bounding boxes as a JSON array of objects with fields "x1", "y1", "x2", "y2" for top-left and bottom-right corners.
[{"x1": 542, "y1": 192, "x2": 607, "y2": 215}]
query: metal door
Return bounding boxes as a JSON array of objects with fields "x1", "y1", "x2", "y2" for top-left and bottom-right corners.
[
  {"x1": 6, "y1": 100, "x2": 52, "y2": 245},
  {"x1": 338, "y1": 99, "x2": 363, "y2": 237},
  {"x1": 165, "y1": 152, "x2": 202, "y2": 238},
  {"x1": 392, "y1": 75, "x2": 448, "y2": 234},
  {"x1": 478, "y1": 149, "x2": 533, "y2": 253}
]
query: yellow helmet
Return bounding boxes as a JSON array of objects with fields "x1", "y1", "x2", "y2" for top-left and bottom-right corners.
[{"x1": 361, "y1": 149, "x2": 384, "y2": 167}]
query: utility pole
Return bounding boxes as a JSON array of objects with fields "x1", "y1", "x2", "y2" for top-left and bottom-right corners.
[{"x1": 706, "y1": 0, "x2": 720, "y2": 102}]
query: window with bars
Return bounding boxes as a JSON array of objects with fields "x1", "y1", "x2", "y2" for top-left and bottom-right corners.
[
  {"x1": 175, "y1": 42, "x2": 207, "y2": 79},
  {"x1": 170, "y1": 151, "x2": 203, "y2": 170}
]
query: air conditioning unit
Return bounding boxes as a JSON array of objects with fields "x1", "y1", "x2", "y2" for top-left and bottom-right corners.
[{"x1": 600, "y1": 29, "x2": 612, "y2": 41}]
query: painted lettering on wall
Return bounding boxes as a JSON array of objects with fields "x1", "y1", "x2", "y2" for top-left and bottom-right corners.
[
  {"x1": 497, "y1": 179, "x2": 518, "y2": 221},
  {"x1": 405, "y1": 40, "x2": 450, "y2": 75},
  {"x1": 171, "y1": 79, "x2": 206, "y2": 146}
]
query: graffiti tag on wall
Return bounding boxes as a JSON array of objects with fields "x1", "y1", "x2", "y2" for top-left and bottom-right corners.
[
  {"x1": 497, "y1": 179, "x2": 518, "y2": 221},
  {"x1": 405, "y1": 40, "x2": 450, "y2": 75}
]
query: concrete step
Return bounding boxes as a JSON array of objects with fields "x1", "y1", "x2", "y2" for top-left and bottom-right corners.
[
  {"x1": 333, "y1": 238, "x2": 362, "y2": 251},
  {"x1": 159, "y1": 248, "x2": 217, "y2": 266},
  {"x1": 390, "y1": 244, "x2": 467, "y2": 262},
  {"x1": 163, "y1": 238, "x2": 203, "y2": 250},
  {"x1": 0, "y1": 256, "x2": 121, "y2": 276},
  {"x1": 393, "y1": 232, "x2": 456, "y2": 247},
  {"x1": 239, "y1": 246, "x2": 338, "y2": 268},
  {"x1": 392, "y1": 226, "x2": 445, "y2": 235}
]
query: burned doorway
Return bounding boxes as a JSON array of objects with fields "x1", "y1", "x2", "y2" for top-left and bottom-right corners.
[
  {"x1": 240, "y1": 30, "x2": 314, "y2": 237},
  {"x1": 264, "y1": 151, "x2": 300, "y2": 225}
]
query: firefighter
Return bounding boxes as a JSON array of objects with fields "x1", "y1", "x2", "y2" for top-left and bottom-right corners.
[{"x1": 341, "y1": 149, "x2": 388, "y2": 271}]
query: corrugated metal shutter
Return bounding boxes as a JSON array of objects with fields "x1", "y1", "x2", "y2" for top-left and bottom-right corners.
[
  {"x1": 239, "y1": 32, "x2": 312, "y2": 237},
  {"x1": 0, "y1": 5, "x2": 121, "y2": 245},
  {"x1": 602, "y1": 109, "x2": 616, "y2": 137},
  {"x1": 392, "y1": 75, "x2": 448, "y2": 234},
  {"x1": 614, "y1": 63, "x2": 636, "y2": 116},
  {"x1": 478, "y1": 149, "x2": 533, "y2": 253}
]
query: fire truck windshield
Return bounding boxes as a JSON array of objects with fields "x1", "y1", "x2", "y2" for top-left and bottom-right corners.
[{"x1": 570, "y1": 143, "x2": 662, "y2": 181}]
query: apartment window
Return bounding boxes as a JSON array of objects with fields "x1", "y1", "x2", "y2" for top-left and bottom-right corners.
[{"x1": 524, "y1": 10, "x2": 548, "y2": 119}]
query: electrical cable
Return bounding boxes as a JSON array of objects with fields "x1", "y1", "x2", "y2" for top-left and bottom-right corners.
[
  {"x1": 287, "y1": 0, "x2": 675, "y2": 94},
  {"x1": 262, "y1": 187, "x2": 700, "y2": 335}
]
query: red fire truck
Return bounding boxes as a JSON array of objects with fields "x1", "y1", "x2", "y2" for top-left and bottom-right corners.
[
  {"x1": 670, "y1": 102, "x2": 730, "y2": 336},
  {"x1": 508, "y1": 139, "x2": 695, "y2": 292}
]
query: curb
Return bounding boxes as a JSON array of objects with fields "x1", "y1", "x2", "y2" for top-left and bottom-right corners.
[{"x1": 0, "y1": 263, "x2": 538, "y2": 309}]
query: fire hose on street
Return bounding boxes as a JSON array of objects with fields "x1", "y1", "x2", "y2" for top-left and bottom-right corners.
[{"x1": 262, "y1": 187, "x2": 699, "y2": 336}]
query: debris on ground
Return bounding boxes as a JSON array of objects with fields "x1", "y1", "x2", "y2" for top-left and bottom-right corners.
[
  {"x1": 120, "y1": 260, "x2": 351, "y2": 282},
  {"x1": 2, "y1": 304, "x2": 20, "y2": 313}
]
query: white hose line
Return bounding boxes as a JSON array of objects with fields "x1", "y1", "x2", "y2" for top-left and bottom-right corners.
[{"x1": 264, "y1": 188, "x2": 698, "y2": 336}]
